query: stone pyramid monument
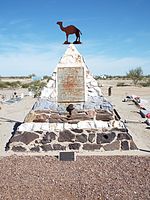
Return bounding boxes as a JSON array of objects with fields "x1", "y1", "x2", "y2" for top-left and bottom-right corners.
[
  {"x1": 39, "y1": 44, "x2": 103, "y2": 111},
  {"x1": 6, "y1": 44, "x2": 137, "y2": 153}
]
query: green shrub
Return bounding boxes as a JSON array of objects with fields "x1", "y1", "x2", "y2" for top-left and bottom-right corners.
[
  {"x1": 0, "y1": 81, "x2": 21, "y2": 88},
  {"x1": 27, "y1": 81, "x2": 46, "y2": 97},
  {"x1": 126, "y1": 67, "x2": 143, "y2": 85}
]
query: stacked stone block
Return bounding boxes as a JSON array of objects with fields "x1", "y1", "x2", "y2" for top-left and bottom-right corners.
[{"x1": 7, "y1": 126, "x2": 137, "y2": 153}]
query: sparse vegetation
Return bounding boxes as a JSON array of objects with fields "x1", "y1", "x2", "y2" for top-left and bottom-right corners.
[
  {"x1": 126, "y1": 67, "x2": 143, "y2": 85},
  {"x1": 0, "y1": 81, "x2": 21, "y2": 88},
  {"x1": 27, "y1": 80, "x2": 46, "y2": 97}
]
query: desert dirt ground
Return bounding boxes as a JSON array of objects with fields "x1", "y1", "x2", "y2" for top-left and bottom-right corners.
[{"x1": 0, "y1": 88, "x2": 37, "y2": 156}]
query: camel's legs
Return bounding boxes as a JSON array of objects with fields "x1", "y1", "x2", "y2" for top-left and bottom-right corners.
[
  {"x1": 66, "y1": 34, "x2": 69, "y2": 42},
  {"x1": 75, "y1": 32, "x2": 80, "y2": 42}
]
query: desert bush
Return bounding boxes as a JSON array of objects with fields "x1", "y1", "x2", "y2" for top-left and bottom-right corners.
[
  {"x1": 27, "y1": 81, "x2": 46, "y2": 97},
  {"x1": 0, "y1": 81, "x2": 21, "y2": 88},
  {"x1": 0, "y1": 81, "x2": 8, "y2": 88},
  {"x1": 21, "y1": 83, "x2": 32, "y2": 88},
  {"x1": 126, "y1": 67, "x2": 143, "y2": 85}
]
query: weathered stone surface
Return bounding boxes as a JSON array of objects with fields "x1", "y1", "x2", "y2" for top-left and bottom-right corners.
[
  {"x1": 83, "y1": 144, "x2": 101, "y2": 150},
  {"x1": 12, "y1": 146, "x2": 26, "y2": 152},
  {"x1": 103, "y1": 141, "x2": 120, "y2": 151},
  {"x1": 88, "y1": 134, "x2": 95, "y2": 143},
  {"x1": 41, "y1": 132, "x2": 56, "y2": 144},
  {"x1": 130, "y1": 141, "x2": 138, "y2": 150},
  {"x1": 96, "y1": 110, "x2": 113, "y2": 121},
  {"x1": 76, "y1": 134, "x2": 87, "y2": 143},
  {"x1": 68, "y1": 120, "x2": 79, "y2": 124},
  {"x1": 33, "y1": 114, "x2": 49, "y2": 122},
  {"x1": 121, "y1": 141, "x2": 129, "y2": 150},
  {"x1": 30, "y1": 146, "x2": 40, "y2": 152},
  {"x1": 10, "y1": 132, "x2": 39, "y2": 145},
  {"x1": 53, "y1": 144, "x2": 66, "y2": 150},
  {"x1": 97, "y1": 132, "x2": 116, "y2": 144},
  {"x1": 24, "y1": 111, "x2": 35, "y2": 122},
  {"x1": 71, "y1": 128, "x2": 83, "y2": 133},
  {"x1": 58, "y1": 130, "x2": 75, "y2": 142},
  {"x1": 117, "y1": 133, "x2": 131, "y2": 140},
  {"x1": 41, "y1": 144, "x2": 52, "y2": 151},
  {"x1": 111, "y1": 127, "x2": 126, "y2": 132},
  {"x1": 68, "y1": 111, "x2": 91, "y2": 121},
  {"x1": 49, "y1": 115, "x2": 68, "y2": 123},
  {"x1": 69, "y1": 143, "x2": 81, "y2": 150}
]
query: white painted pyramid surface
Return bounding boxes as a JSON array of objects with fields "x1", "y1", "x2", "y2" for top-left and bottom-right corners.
[{"x1": 57, "y1": 44, "x2": 86, "y2": 68}]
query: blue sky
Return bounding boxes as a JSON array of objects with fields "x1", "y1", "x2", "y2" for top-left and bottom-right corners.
[{"x1": 0, "y1": 0, "x2": 150, "y2": 76}]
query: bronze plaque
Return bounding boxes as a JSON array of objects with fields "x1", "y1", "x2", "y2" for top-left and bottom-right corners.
[{"x1": 57, "y1": 67, "x2": 85, "y2": 103}]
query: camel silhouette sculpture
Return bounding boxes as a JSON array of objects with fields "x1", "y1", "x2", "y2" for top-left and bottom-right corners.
[{"x1": 57, "y1": 21, "x2": 82, "y2": 44}]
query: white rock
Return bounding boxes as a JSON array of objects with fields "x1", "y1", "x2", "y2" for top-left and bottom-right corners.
[
  {"x1": 77, "y1": 120, "x2": 92, "y2": 129},
  {"x1": 17, "y1": 123, "x2": 34, "y2": 132},
  {"x1": 64, "y1": 123, "x2": 72, "y2": 129},
  {"x1": 41, "y1": 123, "x2": 50, "y2": 131},
  {"x1": 47, "y1": 80, "x2": 55, "y2": 88},
  {"x1": 49, "y1": 123, "x2": 57, "y2": 131},
  {"x1": 32, "y1": 123, "x2": 42, "y2": 131},
  {"x1": 71, "y1": 123, "x2": 78, "y2": 129},
  {"x1": 94, "y1": 120, "x2": 108, "y2": 129},
  {"x1": 55, "y1": 123, "x2": 64, "y2": 131}
]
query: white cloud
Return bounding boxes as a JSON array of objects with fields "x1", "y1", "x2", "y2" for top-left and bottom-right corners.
[
  {"x1": 85, "y1": 54, "x2": 150, "y2": 75},
  {"x1": 0, "y1": 40, "x2": 149, "y2": 76},
  {"x1": 0, "y1": 42, "x2": 65, "y2": 76}
]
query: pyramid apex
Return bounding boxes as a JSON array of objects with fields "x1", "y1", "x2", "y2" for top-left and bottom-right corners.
[{"x1": 57, "y1": 43, "x2": 86, "y2": 68}]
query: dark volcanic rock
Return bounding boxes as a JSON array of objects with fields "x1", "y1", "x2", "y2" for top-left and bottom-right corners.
[
  {"x1": 10, "y1": 132, "x2": 39, "y2": 145},
  {"x1": 41, "y1": 132, "x2": 56, "y2": 144},
  {"x1": 76, "y1": 134, "x2": 87, "y2": 143},
  {"x1": 35, "y1": 131, "x2": 43, "y2": 134},
  {"x1": 53, "y1": 144, "x2": 66, "y2": 150},
  {"x1": 103, "y1": 141, "x2": 120, "y2": 151},
  {"x1": 41, "y1": 144, "x2": 52, "y2": 151},
  {"x1": 121, "y1": 141, "x2": 129, "y2": 150},
  {"x1": 12, "y1": 146, "x2": 26, "y2": 152},
  {"x1": 58, "y1": 130, "x2": 75, "y2": 142},
  {"x1": 117, "y1": 133, "x2": 132, "y2": 140},
  {"x1": 88, "y1": 134, "x2": 95, "y2": 143},
  {"x1": 97, "y1": 132, "x2": 116, "y2": 144},
  {"x1": 69, "y1": 143, "x2": 81, "y2": 150},
  {"x1": 96, "y1": 110, "x2": 113, "y2": 121},
  {"x1": 130, "y1": 141, "x2": 138, "y2": 150},
  {"x1": 30, "y1": 146, "x2": 40, "y2": 152},
  {"x1": 71, "y1": 128, "x2": 83, "y2": 133},
  {"x1": 83, "y1": 144, "x2": 101, "y2": 150}
]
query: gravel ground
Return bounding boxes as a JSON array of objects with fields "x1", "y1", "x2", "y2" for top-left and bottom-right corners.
[{"x1": 0, "y1": 155, "x2": 149, "y2": 200}]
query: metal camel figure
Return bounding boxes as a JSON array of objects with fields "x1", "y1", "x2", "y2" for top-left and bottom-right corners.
[{"x1": 57, "y1": 21, "x2": 82, "y2": 44}]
